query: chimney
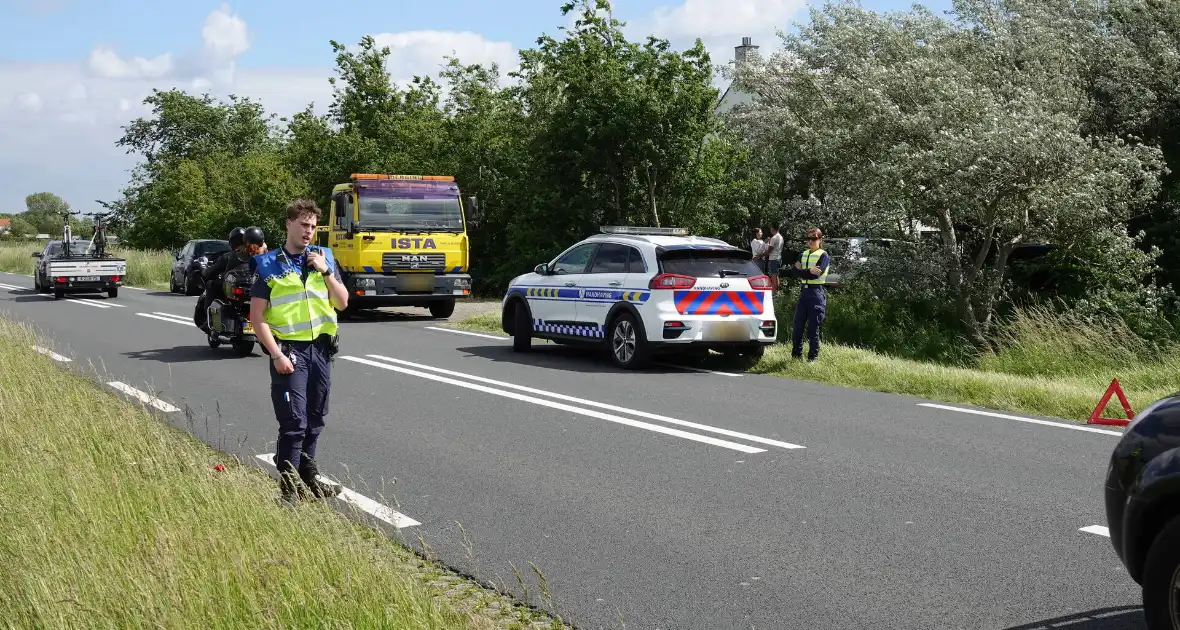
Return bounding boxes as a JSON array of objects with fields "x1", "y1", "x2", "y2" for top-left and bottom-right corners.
[{"x1": 734, "y1": 36, "x2": 758, "y2": 69}]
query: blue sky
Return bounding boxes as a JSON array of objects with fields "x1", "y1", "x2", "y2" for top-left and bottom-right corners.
[{"x1": 0, "y1": 0, "x2": 953, "y2": 217}]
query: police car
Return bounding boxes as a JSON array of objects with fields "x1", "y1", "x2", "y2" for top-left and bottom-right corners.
[{"x1": 501, "y1": 226, "x2": 777, "y2": 369}]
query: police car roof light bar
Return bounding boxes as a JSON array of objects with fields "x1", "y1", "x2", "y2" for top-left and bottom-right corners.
[{"x1": 600, "y1": 226, "x2": 691, "y2": 236}]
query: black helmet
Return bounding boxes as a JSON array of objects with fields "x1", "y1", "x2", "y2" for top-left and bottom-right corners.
[
  {"x1": 244, "y1": 226, "x2": 265, "y2": 246},
  {"x1": 227, "y1": 227, "x2": 246, "y2": 249}
]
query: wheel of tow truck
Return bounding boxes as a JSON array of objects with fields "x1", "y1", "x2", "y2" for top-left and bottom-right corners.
[
  {"x1": 607, "y1": 312, "x2": 650, "y2": 370},
  {"x1": 1141, "y1": 513, "x2": 1180, "y2": 629},
  {"x1": 231, "y1": 340, "x2": 254, "y2": 357},
  {"x1": 107, "y1": 287, "x2": 118, "y2": 299},
  {"x1": 169, "y1": 274, "x2": 178, "y2": 293},
  {"x1": 207, "y1": 334, "x2": 222, "y2": 349},
  {"x1": 429, "y1": 298, "x2": 456, "y2": 319},
  {"x1": 53, "y1": 288, "x2": 63, "y2": 300},
  {"x1": 512, "y1": 301, "x2": 532, "y2": 353}
]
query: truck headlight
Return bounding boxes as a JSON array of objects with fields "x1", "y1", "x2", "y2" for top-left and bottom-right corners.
[{"x1": 355, "y1": 278, "x2": 376, "y2": 288}]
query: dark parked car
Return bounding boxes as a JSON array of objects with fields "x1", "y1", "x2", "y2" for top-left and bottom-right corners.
[
  {"x1": 170, "y1": 239, "x2": 231, "y2": 295},
  {"x1": 1105, "y1": 393, "x2": 1180, "y2": 629}
]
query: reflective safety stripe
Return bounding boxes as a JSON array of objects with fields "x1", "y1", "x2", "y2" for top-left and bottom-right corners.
[
  {"x1": 271, "y1": 314, "x2": 337, "y2": 336},
  {"x1": 800, "y1": 248, "x2": 828, "y2": 285},
  {"x1": 269, "y1": 287, "x2": 330, "y2": 307}
]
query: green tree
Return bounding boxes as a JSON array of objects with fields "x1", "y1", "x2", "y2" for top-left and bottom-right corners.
[{"x1": 731, "y1": 0, "x2": 1166, "y2": 347}]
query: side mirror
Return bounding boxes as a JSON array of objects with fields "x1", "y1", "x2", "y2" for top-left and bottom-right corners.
[
  {"x1": 173, "y1": 251, "x2": 181, "y2": 260},
  {"x1": 534, "y1": 263, "x2": 548, "y2": 275},
  {"x1": 466, "y1": 196, "x2": 481, "y2": 226}
]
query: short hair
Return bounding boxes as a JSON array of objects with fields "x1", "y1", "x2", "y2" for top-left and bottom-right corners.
[{"x1": 285, "y1": 199, "x2": 322, "y2": 223}]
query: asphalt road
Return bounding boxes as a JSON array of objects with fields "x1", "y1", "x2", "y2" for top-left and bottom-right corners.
[{"x1": 0, "y1": 271, "x2": 1147, "y2": 630}]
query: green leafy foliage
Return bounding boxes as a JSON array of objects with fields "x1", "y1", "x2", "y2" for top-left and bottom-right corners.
[{"x1": 85, "y1": 0, "x2": 1180, "y2": 365}]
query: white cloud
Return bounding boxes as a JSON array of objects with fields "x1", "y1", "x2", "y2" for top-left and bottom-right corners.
[
  {"x1": 0, "y1": 6, "x2": 516, "y2": 215},
  {"x1": 0, "y1": 0, "x2": 774, "y2": 215},
  {"x1": 646, "y1": 0, "x2": 806, "y2": 40},
  {"x1": 87, "y1": 47, "x2": 174, "y2": 80}
]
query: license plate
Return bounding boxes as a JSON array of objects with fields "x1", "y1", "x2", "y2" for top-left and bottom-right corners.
[
  {"x1": 704, "y1": 321, "x2": 750, "y2": 342},
  {"x1": 76, "y1": 276, "x2": 99, "y2": 282},
  {"x1": 403, "y1": 274, "x2": 433, "y2": 292}
]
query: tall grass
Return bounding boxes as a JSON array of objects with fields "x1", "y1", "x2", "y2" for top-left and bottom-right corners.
[
  {"x1": 451, "y1": 305, "x2": 1180, "y2": 422},
  {"x1": 0, "y1": 241, "x2": 174, "y2": 289},
  {"x1": 0, "y1": 319, "x2": 566, "y2": 629}
]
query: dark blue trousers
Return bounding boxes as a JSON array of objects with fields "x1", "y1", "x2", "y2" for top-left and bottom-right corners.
[
  {"x1": 270, "y1": 338, "x2": 332, "y2": 475},
  {"x1": 792, "y1": 285, "x2": 827, "y2": 360}
]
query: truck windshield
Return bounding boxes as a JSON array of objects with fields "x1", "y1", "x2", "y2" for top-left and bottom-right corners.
[{"x1": 357, "y1": 189, "x2": 464, "y2": 232}]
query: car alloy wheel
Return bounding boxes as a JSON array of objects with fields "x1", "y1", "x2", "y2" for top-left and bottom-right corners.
[
  {"x1": 612, "y1": 318, "x2": 636, "y2": 365},
  {"x1": 1170, "y1": 564, "x2": 1180, "y2": 628}
]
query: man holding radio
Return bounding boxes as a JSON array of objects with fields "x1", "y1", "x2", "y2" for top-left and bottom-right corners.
[{"x1": 249, "y1": 199, "x2": 349, "y2": 502}]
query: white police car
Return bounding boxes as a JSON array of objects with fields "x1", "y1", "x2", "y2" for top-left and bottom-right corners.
[{"x1": 501, "y1": 226, "x2": 777, "y2": 369}]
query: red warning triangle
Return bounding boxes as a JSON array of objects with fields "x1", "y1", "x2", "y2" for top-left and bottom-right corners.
[{"x1": 1087, "y1": 378, "x2": 1134, "y2": 427}]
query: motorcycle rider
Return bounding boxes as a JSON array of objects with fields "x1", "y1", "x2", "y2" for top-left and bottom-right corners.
[{"x1": 195, "y1": 227, "x2": 267, "y2": 332}]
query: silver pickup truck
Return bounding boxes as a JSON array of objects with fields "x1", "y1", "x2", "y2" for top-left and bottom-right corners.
[{"x1": 32, "y1": 239, "x2": 127, "y2": 299}]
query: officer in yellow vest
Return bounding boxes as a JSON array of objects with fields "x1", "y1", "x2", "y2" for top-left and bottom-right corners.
[
  {"x1": 791, "y1": 227, "x2": 830, "y2": 361},
  {"x1": 249, "y1": 199, "x2": 349, "y2": 501}
]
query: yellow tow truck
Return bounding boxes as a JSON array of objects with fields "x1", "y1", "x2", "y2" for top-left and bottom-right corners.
[{"x1": 315, "y1": 173, "x2": 479, "y2": 318}]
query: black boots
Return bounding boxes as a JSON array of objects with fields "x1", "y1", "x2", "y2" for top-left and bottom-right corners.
[
  {"x1": 297, "y1": 455, "x2": 342, "y2": 499},
  {"x1": 277, "y1": 455, "x2": 342, "y2": 502}
]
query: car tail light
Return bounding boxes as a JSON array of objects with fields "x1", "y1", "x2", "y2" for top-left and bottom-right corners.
[
  {"x1": 232, "y1": 287, "x2": 245, "y2": 297},
  {"x1": 664, "y1": 321, "x2": 685, "y2": 328},
  {"x1": 749, "y1": 275, "x2": 772, "y2": 290},
  {"x1": 110, "y1": 275, "x2": 121, "y2": 282},
  {"x1": 649, "y1": 273, "x2": 696, "y2": 289},
  {"x1": 55, "y1": 276, "x2": 66, "y2": 283}
]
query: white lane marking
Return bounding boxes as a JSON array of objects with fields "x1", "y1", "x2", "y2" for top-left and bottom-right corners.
[
  {"x1": 424, "y1": 326, "x2": 508, "y2": 341},
  {"x1": 129, "y1": 287, "x2": 146, "y2": 290},
  {"x1": 1080, "y1": 525, "x2": 1110, "y2": 537},
  {"x1": 39, "y1": 294, "x2": 111, "y2": 308},
  {"x1": 652, "y1": 361, "x2": 742, "y2": 377},
  {"x1": 106, "y1": 381, "x2": 180, "y2": 413},
  {"x1": 136, "y1": 312, "x2": 196, "y2": 327},
  {"x1": 0, "y1": 283, "x2": 26, "y2": 291},
  {"x1": 367, "y1": 354, "x2": 802, "y2": 450},
  {"x1": 917, "y1": 403, "x2": 1125, "y2": 437},
  {"x1": 32, "y1": 346, "x2": 71, "y2": 362},
  {"x1": 152, "y1": 311, "x2": 192, "y2": 320},
  {"x1": 254, "y1": 453, "x2": 421, "y2": 528},
  {"x1": 425, "y1": 324, "x2": 744, "y2": 376},
  {"x1": 2, "y1": 273, "x2": 31, "y2": 277},
  {"x1": 343, "y1": 355, "x2": 767, "y2": 454}
]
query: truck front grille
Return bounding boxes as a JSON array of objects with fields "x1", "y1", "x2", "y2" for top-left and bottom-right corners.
[{"x1": 381, "y1": 253, "x2": 447, "y2": 271}]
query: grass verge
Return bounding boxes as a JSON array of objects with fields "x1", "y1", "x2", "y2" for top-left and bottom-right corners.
[
  {"x1": 0, "y1": 241, "x2": 174, "y2": 290},
  {"x1": 0, "y1": 318, "x2": 567, "y2": 629},
  {"x1": 448, "y1": 311, "x2": 1180, "y2": 424}
]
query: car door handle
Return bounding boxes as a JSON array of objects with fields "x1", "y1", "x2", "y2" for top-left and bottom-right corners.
[
  {"x1": 608, "y1": 281, "x2": 622, "y2": 286},
  {"x1": 564, "y1": 281, "x2": 577, "y2": 287}
]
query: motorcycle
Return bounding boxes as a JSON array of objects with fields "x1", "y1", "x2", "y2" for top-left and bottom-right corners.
[{"x1": 205, "y1": 265, "x2": 257, "y2": 356}]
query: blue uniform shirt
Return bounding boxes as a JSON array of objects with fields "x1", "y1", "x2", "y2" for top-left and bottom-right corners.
[{"x1": 250, "y1": 246, "x2": 343, "y2": 301}]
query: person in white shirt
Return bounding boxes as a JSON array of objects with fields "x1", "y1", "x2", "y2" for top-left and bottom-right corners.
[
  {"x1": 750, "y1": 228, "x2": 767, "y2": 274},
  {"x1": 765, "y1": 225, "x2": 784, "y2": 292}
]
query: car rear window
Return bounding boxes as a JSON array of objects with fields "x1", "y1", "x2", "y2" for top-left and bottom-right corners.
[
  {"x1": 658, "y1": 249, "x2": 764, "y2": 278},
  {"x1": 196, "y1": 241, "x2": 231, "y2": 256}
]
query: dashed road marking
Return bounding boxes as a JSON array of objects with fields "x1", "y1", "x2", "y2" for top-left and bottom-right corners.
[
  {"x1": 254, "y1": 453, "x2": 421, "y2": 529},
  {"x1": 1080, "y1": 525, "x2": 1110, "y2": 537},
  {"x1": 106, "y1": 381, "x2": 180, "y2": 412},
  {"x1": 32, "y1": 346, "x2": 71, "y2": 362}
]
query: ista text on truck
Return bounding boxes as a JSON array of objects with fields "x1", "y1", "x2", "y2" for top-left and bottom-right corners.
[{"x1": 315, "y1": 173, "x2": 480, "y2": 319}]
